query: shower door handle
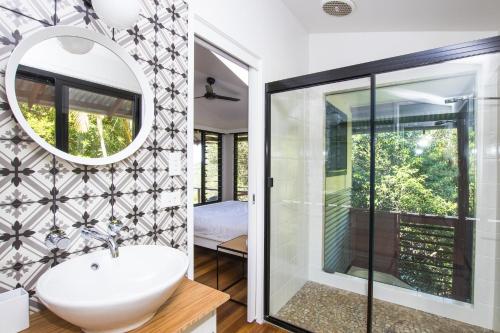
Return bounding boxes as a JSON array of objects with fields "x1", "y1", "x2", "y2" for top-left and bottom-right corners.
[{"x1": 267, "y1": 177, "x2": 274, "y2": 188}]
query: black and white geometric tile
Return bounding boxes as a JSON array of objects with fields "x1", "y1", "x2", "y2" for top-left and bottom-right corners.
[{"x1": 0, "y1": 0, "x2": 189, "y2": 311}]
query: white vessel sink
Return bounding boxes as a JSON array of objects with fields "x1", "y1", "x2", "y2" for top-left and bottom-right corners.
[{"x1": 36, "y1": 245, "x2": 189, "y2": 333}]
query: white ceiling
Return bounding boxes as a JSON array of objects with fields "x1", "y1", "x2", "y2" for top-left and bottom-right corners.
[
  {"x1": 282, "y1": 0, "x2": 500, "y2": 33},
  {"x1": 194, "y1": 43, "x2": 248, "y2": 131}
]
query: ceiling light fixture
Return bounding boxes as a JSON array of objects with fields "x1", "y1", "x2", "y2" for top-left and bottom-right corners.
[
  {"x1": 321, "y1": 0, "x2": 356, "y2": 17},
  {"x1": 57, "y1": 36, "x2": 95, "y2": 55},
  {"x1": 84, "y1": 0, "x2": 141, "y2": 30}
]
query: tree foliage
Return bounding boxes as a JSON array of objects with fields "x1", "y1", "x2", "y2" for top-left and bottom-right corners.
[
  {"x1": 352, "y1": 129, "x2": 460, "y2": 216},
  {"x1": 20, "y1": 102, "x2": 133, "y2": 158},
  {"x1": 349, "y1": 127, "x2": 475, "y2": 299},
  {"x1": 235, "y1": 135, "x2": 248, "y2": 201},
  {"x1": 20, "y1": 102, "x2": 56, "y2": 145},
  {"x1": 68, "y1": 111, "x2": 132, "y2": 158}
]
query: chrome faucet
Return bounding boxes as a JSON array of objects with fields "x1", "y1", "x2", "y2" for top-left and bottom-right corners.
[
  {"x1": 81, "y1": 220, "x2": 124, "y2": 258},
  {"x1": 45, "y1": 228, "x2": 70, "y2": 251}
]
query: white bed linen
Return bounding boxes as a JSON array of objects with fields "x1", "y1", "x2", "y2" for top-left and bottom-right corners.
[{"x1": 194, "y1": 200, "x2": 248, "y2": 242}]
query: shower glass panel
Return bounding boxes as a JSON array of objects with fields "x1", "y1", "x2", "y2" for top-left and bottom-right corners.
[
  {"x1": 266, "y1": 37, "x2": 500, "y2": 333},
  {"x1": 268, "y1": 78, "x2": 371, "y2": 332},
  {"x1": 372, "y1": 53, "x2": 500, "y2": 331}
]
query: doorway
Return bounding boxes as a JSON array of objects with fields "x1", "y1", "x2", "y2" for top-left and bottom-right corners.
[
  {"x1": 192, "y1": 37, "x2": 249, "y2": 310},
  {"x1": 188, "y1": 15, "x2": 266, "y2": 326}
]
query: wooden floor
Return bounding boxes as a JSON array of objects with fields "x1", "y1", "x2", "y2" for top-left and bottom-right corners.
[{"x1": 194, "y1": 246, "x2": 285, "y2": 333}]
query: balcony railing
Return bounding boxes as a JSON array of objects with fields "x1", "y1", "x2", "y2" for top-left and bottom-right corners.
[
  {"x1": 349, "y1": 208, "x2": 473, "y2": 302},
  {"x1": 235, "y1": 188, "x2": 248, "y2": 201}
]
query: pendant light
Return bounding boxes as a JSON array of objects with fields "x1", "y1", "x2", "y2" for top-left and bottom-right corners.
[
  {"x1": 57, "y1": 36, "x2": 95, "y2": 55},
  {"x1": 90, "y1": 0, "x2": 141, "y2": 30}
]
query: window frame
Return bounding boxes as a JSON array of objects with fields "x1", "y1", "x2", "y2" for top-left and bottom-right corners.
[
  {"x1": 325, "y1": 102, "x2": 348, "y2": 177},
  {"x1": 233, "y1": 132, "x2": 249, "y2": 201},
  {"x1": 194, "y1": 129, "x2": 223, "y2": 206},
  {"x1": 16, "y1": 64, "x2": 141, "y2": 153}
]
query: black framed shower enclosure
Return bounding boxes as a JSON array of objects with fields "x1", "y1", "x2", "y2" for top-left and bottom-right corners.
[{"x1": 264, "y1": 35, "x2": 500, "y2": 333}]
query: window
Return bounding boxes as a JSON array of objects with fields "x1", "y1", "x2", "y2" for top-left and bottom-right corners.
[
  {"x1": 15, "y1": 76, "x2": 56, "y2": 145},
  {"x1": 325, "y1": 102, "x2": 348, "y2": 176},
  {"x1": 234, "y1": 133, "x2": 248, "y2": 201},
  {"x1": 193, "y1": 129, "x2": 222, "y2": 205},
  {"x1": 324, "y1": 74, "x2": 477, "y2": 302},
  {"x1": 15, "y1": 65, "x2": 141, "y2": 158}
]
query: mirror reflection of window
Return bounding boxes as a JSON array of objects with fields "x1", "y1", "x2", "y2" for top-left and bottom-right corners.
[
  {"x1": 13, "y1": 36, "x2": 144, "y2": 160},
  {"x1": 14, "y1": 66, "x2": 141, "y2": 159},
  {"x1": 15, "y1": 76, "x2": 56, "y2": 145},
  {"x1": 67, "y1": 87, "x2": 136, "y2": 158}
]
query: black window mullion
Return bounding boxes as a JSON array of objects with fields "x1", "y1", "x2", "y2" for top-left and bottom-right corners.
[
  {"x1": 133, "y1": 95, "x2": 141, "y2": 138},
  {"x1": 54, "y1": 79, "x2": 69, "y2": 152},
  {"x1": 201, "y1": 131, "x2": 206, "y2": 203},
  {"x1": 217, "y1": 133, "x2": 223, "y2": 202},
  {"x1": 233, "y1": 132, "x2": 248, "y2": 201},
  {"x1": 196, "y1": 129, "x2": 223, "y2": 205},
  {"x1": 233, "y1": 134, "x2": 238, "y2": 200}
]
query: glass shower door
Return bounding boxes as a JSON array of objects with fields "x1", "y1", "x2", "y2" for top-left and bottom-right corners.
[
  {"x1": 266, "y1": 37, "x2": 500, "y2": 333},
  {"x1": 267, "y1": 77, "x2": 372, "y2": 332},
  {"x1": 371, "y1": 53, "x2": 500, "y2": 331}
]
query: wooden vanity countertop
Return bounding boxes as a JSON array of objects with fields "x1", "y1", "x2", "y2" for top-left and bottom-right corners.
[{"x1": 23, "y1": 278, "x2": 230, "y2": 333}]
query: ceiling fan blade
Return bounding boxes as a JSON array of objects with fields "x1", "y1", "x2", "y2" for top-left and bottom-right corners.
[
  {"x1": 214, "y1": 94, "x2": 240, "y2": 102},
  {"x1": 194, "y1": 96, "x2": 206, "y2": 99}
]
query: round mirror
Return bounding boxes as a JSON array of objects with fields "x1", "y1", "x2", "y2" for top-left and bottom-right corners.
[{"x1": 5, "y1": 27, "x2": 153, "y2": 165}]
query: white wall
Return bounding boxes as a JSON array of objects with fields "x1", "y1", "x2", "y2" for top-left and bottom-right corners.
[
  {"x1": 192, "y1": 0, "x2": 309, "y2": 82},
  {"x1": 308, "y1": 31, "x2": 499, "y2": 73}
]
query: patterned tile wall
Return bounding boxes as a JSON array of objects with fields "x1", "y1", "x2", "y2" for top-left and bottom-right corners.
[{"x1": 0, "y1": 0, "x2": 188, "y2": 311}]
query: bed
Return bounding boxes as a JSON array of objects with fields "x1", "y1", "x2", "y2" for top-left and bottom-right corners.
[{"x1": 194, "y1": 200, "x2": 248, "y2": 250}]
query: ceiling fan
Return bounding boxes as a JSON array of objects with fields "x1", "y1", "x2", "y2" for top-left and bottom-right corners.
[{"x1": 195, "y1": 77, "x2": 240, "y2": 102}]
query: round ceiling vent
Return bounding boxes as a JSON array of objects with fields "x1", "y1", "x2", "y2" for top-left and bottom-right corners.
[{"x1": 321, "y1": 0, "x2": 356, "y2": 17}]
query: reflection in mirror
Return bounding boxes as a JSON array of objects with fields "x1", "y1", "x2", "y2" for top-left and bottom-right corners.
[
  {"x1": 14, "y1": 36, "x2": 142, "y2": 159},
  {"x1": 15, "y1": 76, "x2": 56, "y2": 145}
]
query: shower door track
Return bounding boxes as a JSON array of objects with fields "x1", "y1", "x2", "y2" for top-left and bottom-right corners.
[{"x1": 264, "y1": 35, "x2": 500, "y2": 333}]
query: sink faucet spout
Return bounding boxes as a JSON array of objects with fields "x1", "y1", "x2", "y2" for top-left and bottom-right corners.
[{"x1": 81, "y1": 227, "x2": 120, "y2": 258}]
